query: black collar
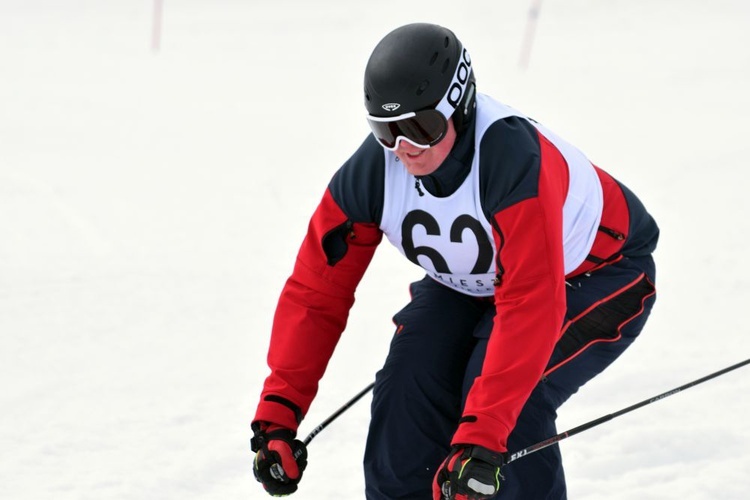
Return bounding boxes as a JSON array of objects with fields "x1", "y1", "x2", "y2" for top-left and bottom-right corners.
[{"x1": 415, "y1": 116, "x2": 476, "y2": 198}]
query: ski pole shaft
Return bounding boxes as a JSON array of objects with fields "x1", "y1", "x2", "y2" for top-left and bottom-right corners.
[
  {"x1": 507, "y1": 357, "x2": 750, "y2": 463},
  {"x1": 303, "y1": 381, "x2": 375, "y2": 445}
]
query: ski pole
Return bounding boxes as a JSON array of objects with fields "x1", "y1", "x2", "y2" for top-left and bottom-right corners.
[
  {"x1": 303, "y1": 381, "x2": 375, "y2": 445},
  {"x1": 507, "y1": 357, "x2": 750, "y2": 463},
  {"x1": 301, "y1": 358, "x2": 749, "y2": 457}
]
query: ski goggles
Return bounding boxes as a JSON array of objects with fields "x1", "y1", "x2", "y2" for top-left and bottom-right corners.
[{"x1": 366, "y1": 109, "x2": 448, "y2": 151}]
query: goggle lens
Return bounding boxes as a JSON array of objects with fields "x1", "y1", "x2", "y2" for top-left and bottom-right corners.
[{"x1": 367, "y1": 109, "x2": 447, "y2": 150}]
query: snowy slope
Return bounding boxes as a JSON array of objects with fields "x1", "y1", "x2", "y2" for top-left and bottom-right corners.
[{"x1": 1, "y1": 1, "x2": 749, "y2": 499}]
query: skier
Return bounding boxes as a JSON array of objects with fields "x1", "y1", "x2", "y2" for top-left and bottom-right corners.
[{"x1": 251, "y1": 23, "x2": 659, "y2": 499}]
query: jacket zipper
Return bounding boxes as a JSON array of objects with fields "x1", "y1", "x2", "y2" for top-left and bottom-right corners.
[{"x1": 598, "y1": 225, "x2": 625, "y2": 240}]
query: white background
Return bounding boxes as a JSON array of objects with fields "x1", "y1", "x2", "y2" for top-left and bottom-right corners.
[{"x1": 2, "y1": 1, "x2": 749, "y2": 499}]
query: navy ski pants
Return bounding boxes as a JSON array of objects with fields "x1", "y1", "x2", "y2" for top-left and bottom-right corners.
[{"x1": 363, "y1": 255, "x2": 656, "y2": 499}]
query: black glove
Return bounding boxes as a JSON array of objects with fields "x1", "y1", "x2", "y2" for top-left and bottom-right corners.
[
  {"x1": 433, "y1": 445, "x2": 507, "y2": 500},
  {"x1": 251, "y1": 422, "x2": 308, "y2": 496}
]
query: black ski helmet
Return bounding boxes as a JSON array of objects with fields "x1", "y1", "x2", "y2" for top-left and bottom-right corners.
[{"x1": 364, "y1": 23, "x2": 476, "y2": 133}]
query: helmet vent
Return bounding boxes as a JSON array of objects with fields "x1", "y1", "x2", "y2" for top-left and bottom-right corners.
[
  {"x1": 429, "y1": 52, "x2": 439, "y2": 65},
  {"x1": 443, "y1": 36, "x2": 450, "y2": 48},
  {"x1": 441, "y1": 58, "x2": 450, "y2": 74},
  {"x1": 416, "y1": 80, "x2": 429, "y2": 95}
]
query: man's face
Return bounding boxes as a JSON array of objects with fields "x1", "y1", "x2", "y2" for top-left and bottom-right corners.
[{"x1": 394, "y1": 118, "x2": 457, "y2": 176}]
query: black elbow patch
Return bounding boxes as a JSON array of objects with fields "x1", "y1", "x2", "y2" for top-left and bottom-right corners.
[{"x1": 322, "y1": 220, "x2": 353, "y2": 266}]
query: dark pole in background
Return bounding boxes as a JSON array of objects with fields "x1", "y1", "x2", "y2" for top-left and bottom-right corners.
[{"x1": 519, "y1": 0, "x2": 544, "y2": 69}]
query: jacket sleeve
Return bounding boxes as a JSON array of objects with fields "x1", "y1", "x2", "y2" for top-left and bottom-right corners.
[
  {"x1": 253, "y1": 187, "x2": 383, "y2": 431},
  {"x1": 451, "y1": 123, "x2": 569, "y2": 453}
]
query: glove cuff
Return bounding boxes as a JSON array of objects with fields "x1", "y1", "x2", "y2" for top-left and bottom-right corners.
[
  {"x1": 468, "y1": 445, "x2": 507, "y2": 467},
  {"x1": 250, "y1": 422, "x2": 297, "y2": 452}
]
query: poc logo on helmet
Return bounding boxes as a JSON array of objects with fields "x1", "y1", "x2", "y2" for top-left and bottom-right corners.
[
  {"x1": 447, "y1": 49, "x2": 472, "y2": 108},
  {"x1": 382, "y1": 103, "x2": 401, "y2": 112}
]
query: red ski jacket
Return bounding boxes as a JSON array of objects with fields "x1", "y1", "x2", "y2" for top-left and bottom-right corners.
[{"x1": 254, "y1": 94, "x2": 658, "y2": 453}]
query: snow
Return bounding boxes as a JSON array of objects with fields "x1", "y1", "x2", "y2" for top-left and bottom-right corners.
[{"x1": 1, "y1": 1, "x2": 749, "y2": 499}]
